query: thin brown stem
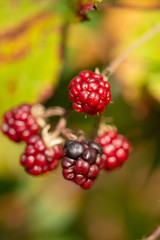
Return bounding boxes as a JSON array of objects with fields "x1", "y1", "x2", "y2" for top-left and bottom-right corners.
[
  {"x1": 63, "y1": 104, "x2": 73, "y2": 118},
  {"x1": 53, "y1": 104, "x2": 73, "y2": 136},
  {"x1": 101, "y1": 3, "x2": 160, "y2": 11},
  {"x1": 41, "y1": 104, "x2": 74, "y2": 146},
  {"x1": 143, "y1": 226, "x2": 160, "y2": 240},
  {"x1": 102, "y1": 22, "x2": 160, "y2": 77},
  {"x1": 89, "y1": 115, "x2": 102, "y2": 140},
  {"x1": 61, "y1": 128, "x2": 78, "y2": 140},
  {"x1": 41, "y1": 106, "x2": 65, "y2": 118},
  {"x1": 61, "y1": 128, "x2": 85, "y2": 141},
  {"x1": 50, "y1": 117, "x2": 67, "y2": 139}
]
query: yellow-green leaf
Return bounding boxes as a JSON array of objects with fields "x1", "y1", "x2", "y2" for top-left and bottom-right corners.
[{"x1": 0, "y1": 2, "x2": 63, "y2": 115}]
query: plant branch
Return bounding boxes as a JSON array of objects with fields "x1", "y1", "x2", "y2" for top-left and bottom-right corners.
[
  {"x1": 89, "y1": 115, "x2": 102, "y2": 140},
  {"x1": 100, "y1": 3, "x2": 160, "y2": 11},
  {"x1": 102, "y1": 22, "x2": 160, "y2": 77},
  {"x1": 143, "y1": 226, "x2": 160, "y2": 240},
  {"x1": 61, "y1": 128, "x2": 84, "y2": 141},
  {"x1": 41, "y1": 104, "x2": 74, "y2": 147},
  {"x1": 47, "y1": 104, "x2": 73, "y2": 138},
  {"x1": 41, "y1": 106, "x2": 66, "y2": 118}
]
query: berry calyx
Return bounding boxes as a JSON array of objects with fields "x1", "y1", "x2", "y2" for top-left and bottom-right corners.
[
  {"x1": 69, "y1": 70, "x2": 111, "y2": 116},
  {"x1": 1, "y1": 104, "x2": 40, "y2": 142},
  {"x1": 95, "y1": 130, "x2": 131, "y2": 170},
  {"x1": 61, "y1": 139, "x2": 103, "y2": 189},
  {"x1": 20, "y1": 135, "x2": 62, "y2": 176}
]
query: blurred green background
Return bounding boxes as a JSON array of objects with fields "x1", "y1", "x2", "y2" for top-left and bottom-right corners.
[{"x1": 0, "y1": 0, "x2": 160, "y2": 239}]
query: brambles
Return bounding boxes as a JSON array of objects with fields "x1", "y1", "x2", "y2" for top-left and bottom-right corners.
[
  {"x1": 69, "y1": 70, "x2": 111, "y2": 116},
  {"x1": 61, "y1": 140, "x2": 103, "y2": 189},
  {"x1": 1, "y1": 103, "x2": 64, "y2": 176},
  {"x1": 95, "y1": 130, "x2": 131, "y2": 170},
  {"x1": 0, "y1": 70, "x2": 131, "y2": 189},
  {"x1": 1, "y1": 104, "x2": 40, "y2": 142}
]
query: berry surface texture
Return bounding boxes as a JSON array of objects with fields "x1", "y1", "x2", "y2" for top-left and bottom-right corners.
[
  {"x1": 1, "y1": 104, "x2": 39, "y2": 142},
  {"x1": 61, "y1": 139, "x2": 104, "y2": 189},
  {"x1": 95, "y1": 130, "x2": 131, "y2": 170},
  {"x1": 20, "y1": 135, "x2": 62, "y2": 176},
  {"x1": 69, "y1": 70, "x2": 111, "y2": 116}
]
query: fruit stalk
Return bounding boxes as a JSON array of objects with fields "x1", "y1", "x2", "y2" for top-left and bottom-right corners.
[
  {"x1": 102, "y1": 22, "x2": 160, "y2": 76},
  {"x1": 143, "y1": 225, "x2": 160, "y2": 240}
]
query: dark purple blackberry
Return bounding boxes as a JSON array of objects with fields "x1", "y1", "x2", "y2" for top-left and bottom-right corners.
[
  {"x1": 66, "y1": 141, "x2": 84, "y2": 159},
  {"x1": 61, "y1": 139, "x2": 103, "y2": 189}
]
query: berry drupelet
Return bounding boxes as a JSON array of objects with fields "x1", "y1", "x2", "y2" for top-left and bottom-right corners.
[
  {"x1": 61, "y1": 140, "x2": 103, "y2": 189},
  {"x1": 20, "y1": 135, "x2": 62, "y2": 176},
  {"x1": 69, "y1": 70, "x2": 111, "y2": 116},
  {"x1": 95, "y1": 130, "x2": 131, "y2": 170},
  {"x1": 1, "y1": 104, "x2": 40, "y2": 142}
]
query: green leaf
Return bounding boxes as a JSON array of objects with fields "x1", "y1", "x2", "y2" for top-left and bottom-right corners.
[
  {"x1": 109, "y1": 11, "x2": 160, "y2": 105},
  {"x1": 0, "y1": 1, "x2": 64, "y2": 115}
]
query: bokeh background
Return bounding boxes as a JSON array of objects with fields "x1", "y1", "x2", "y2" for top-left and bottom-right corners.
[{"x1": 0, "y1": 0, "x2": 160, "y2": 239}]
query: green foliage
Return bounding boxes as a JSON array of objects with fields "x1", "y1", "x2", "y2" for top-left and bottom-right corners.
[
  {"x1": 0, "y1": 1, "x2": 64, "y2": 115},
  {"x1": 114, "y1": 11, "x2": 160, "y2": 104}
]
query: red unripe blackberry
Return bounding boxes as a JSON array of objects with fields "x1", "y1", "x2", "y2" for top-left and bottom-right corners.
[
  {"x1": 20, "y1": 135, "x2": 62, "y2": 176},
  {"x1": 69, "y1": 70, "x2": 111, "y2": 116},
  {"x1": 61, "y1": 140, "x2": 103, "y2": 189},
  {"x1": 95, "y1": 130, "x2": 131, "y2": 170},
  {"x1": 1, "y1": 104, "x2": 40, "y2": 142}
]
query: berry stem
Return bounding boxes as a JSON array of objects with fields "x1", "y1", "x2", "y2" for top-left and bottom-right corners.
[
  {"x1": 41, "y1": 104, "x2": 74, "y2": 146},
  {"x1": 63, "y1": 104, "x2": 73, "y2": 118},
  {"x1": 61, "y1": 128, "x2": 78, "y2": 140},
  {"x1": 102, "y1": 22, "x2": 160, "y2": 77},
  {"x1": 42, "y1": 105, "x2": 73, "y2": 138},
  {"x1": 89, "y1": 115, "x2": 102, "y2": 140},
  {"x1": 101, "y1": 2, "x2": 160, "y2": 11},
  {"x1": 31, "y1": 104, "x2": 66, "y2": 128},
  {"x1": 143, "y1": 225, "x2": 160, "y2": 240},
  {"x1": 61, "y1": 128, "x2": 85, "y2": 141},
  {"x1": 39, "y1": 106, "x2": 66, "y2": 118}
]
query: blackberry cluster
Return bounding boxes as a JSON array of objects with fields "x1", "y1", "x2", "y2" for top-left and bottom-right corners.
[
  {"x1": 69, "y1": 70, "x2": 111, "y2": 116},
  {"x1": 1, "y1": 104, "x2": 39, "y2": 142},
  {"x1": 20, "y1": 135, "x2": 62, "y2": 176},
  {"x1": 1, "y1": 104, "x2": 62, "y2": 176},
  {"x1": 1, "y1": 71, "x2": 132, "y2": 188},
  {"x1": 61, "y1": 140, "x2": 103, "y2": 189},
  {"x1": 95, "y1": 130, "x2": 131, "y2": 170}
]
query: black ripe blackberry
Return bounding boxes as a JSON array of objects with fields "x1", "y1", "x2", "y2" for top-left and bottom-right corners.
[{"x1": 61, "y1": 140, "x2": 103, "y2": 189}]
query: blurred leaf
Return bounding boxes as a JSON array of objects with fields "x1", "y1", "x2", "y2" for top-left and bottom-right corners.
[
  {"x1": 24, "y1": 170, "x2": 84, "y2": 235},
  {"x1": 103, "y1": 3, "x2": 160, "y2": 106},
  {"x1": 0, "y1": 132, "x2": 25, "y2": 176},
  {"x1": 0, "y1": 178, "x2": 18, "y2": 195},
  {"x1": 0, "y1": 0, "x2": 55, "y2": 30},
  {"x1": 0, "y1": 1, "x2": 64, "y2": 115}
]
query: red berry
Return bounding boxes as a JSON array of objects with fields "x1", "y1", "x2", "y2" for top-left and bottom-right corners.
[
  {"x1": 95, "y1": 130, "x2": 131, "y2": 170},
  {"x1": 69, "y1": 70, "x2": 111, "y2": 116},
  {"x1": 61, "y1": 140, "x2": 103, "y2": 189},
  {"x1": 1, "y1": 104, "x2": 40, "y2": 142},
  {"x1": 20, "y1": 135, "x2": 62, "y2": 176},
  {"x1": 81, "y1": 179, "x2": 94, "y2": 189}
]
